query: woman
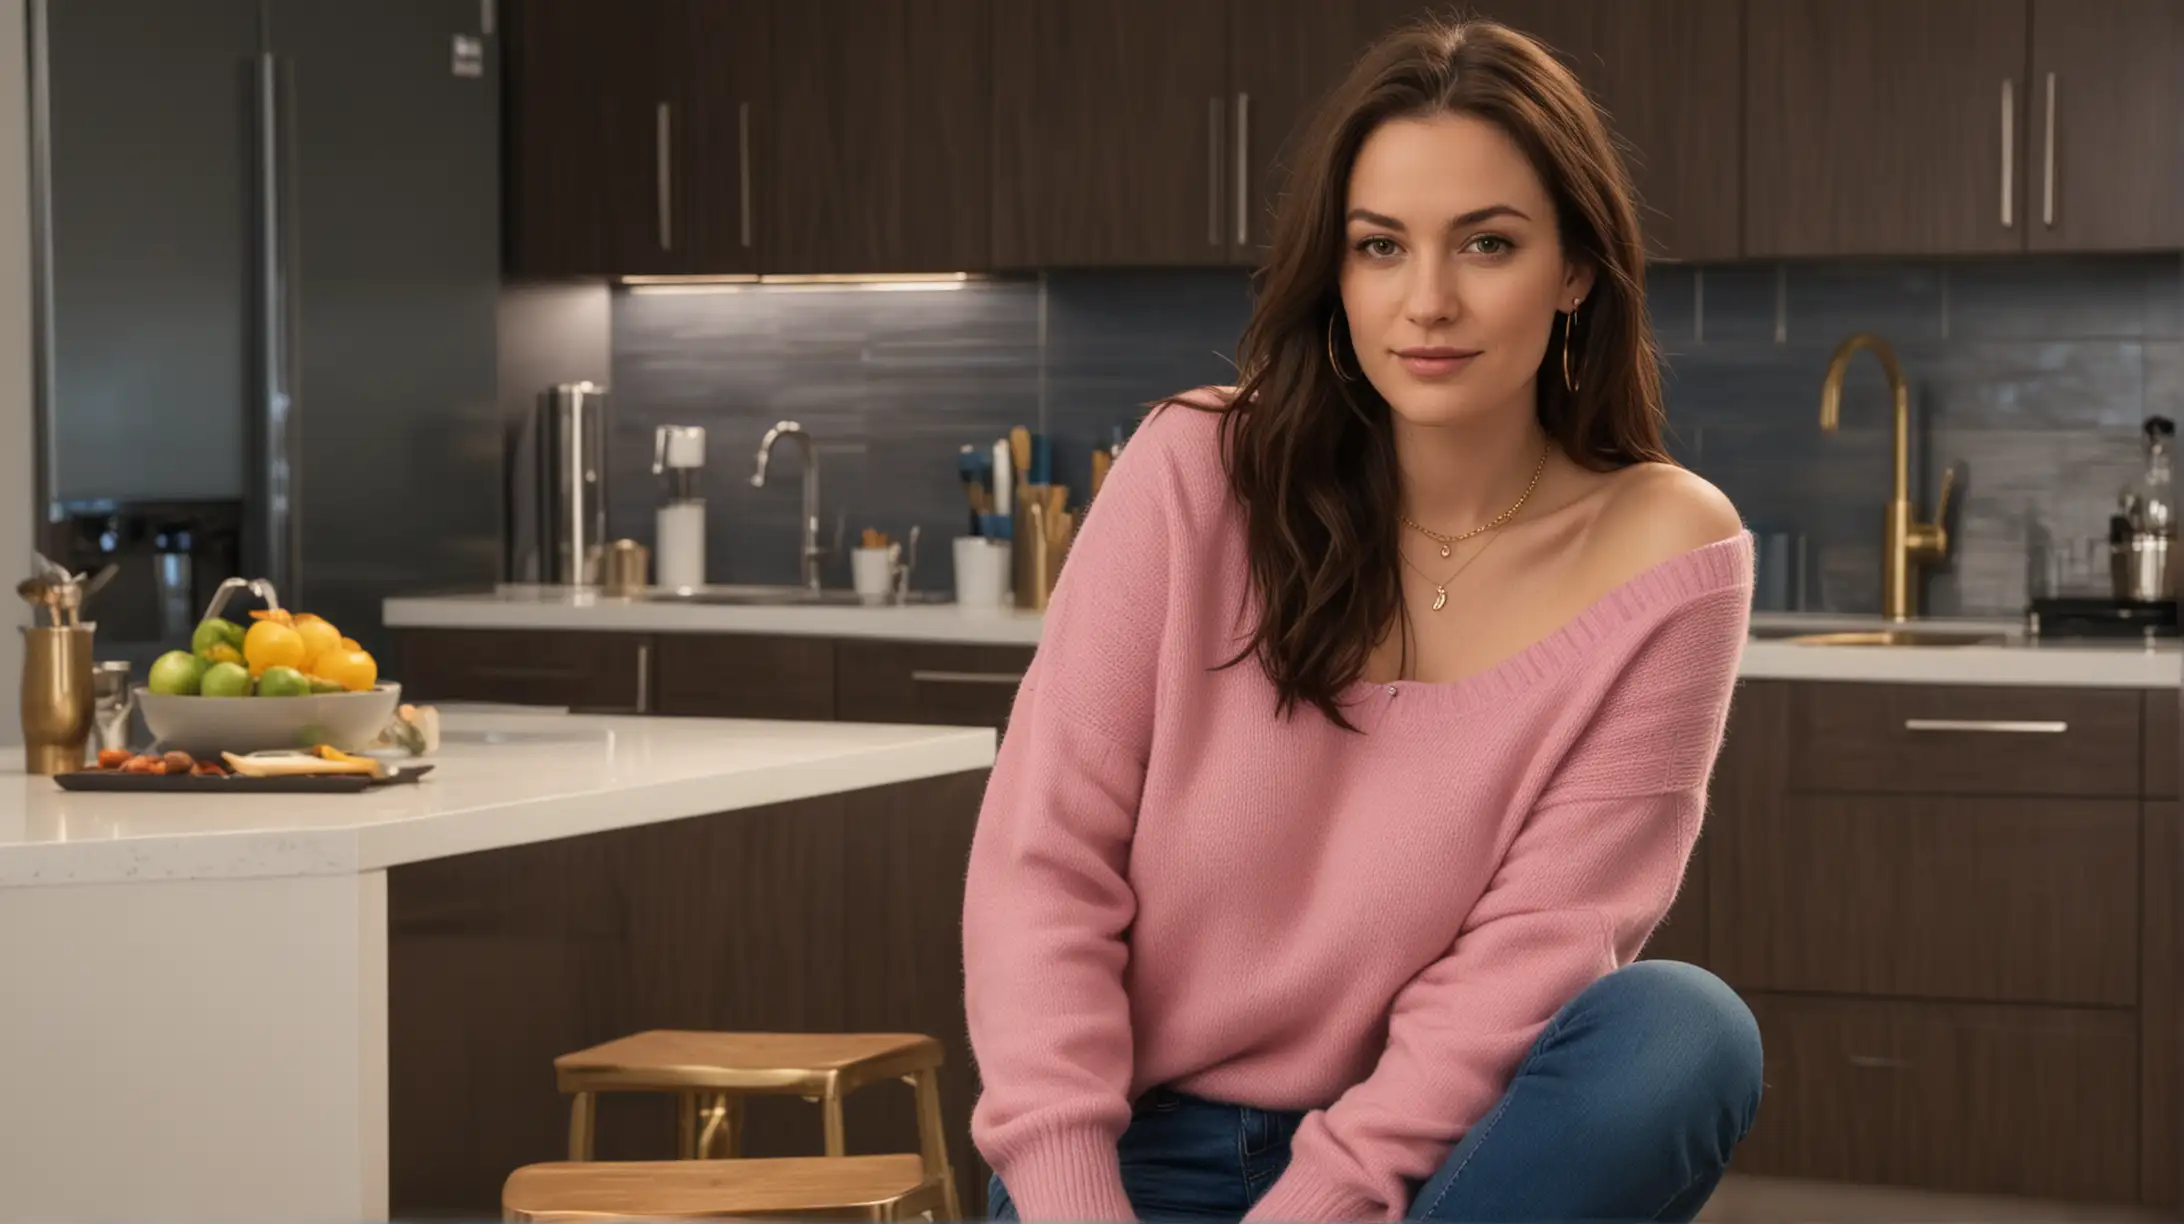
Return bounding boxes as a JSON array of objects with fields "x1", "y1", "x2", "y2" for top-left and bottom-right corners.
[{"x1": 964, "y1": 16, "x2": 1760, "y2": 1224}]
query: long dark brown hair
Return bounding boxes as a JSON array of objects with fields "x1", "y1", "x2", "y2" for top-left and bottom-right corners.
[{"x1": 1203, "y1": 14, "x2": 1670, "y2": 730}]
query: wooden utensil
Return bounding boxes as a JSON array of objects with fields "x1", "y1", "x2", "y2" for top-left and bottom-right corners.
[
  {"x1": 1009, "y1": 426, "x2": 1031, "y2": 483},
  {"x1": 1090, "y1": 451, "x2": 1112, "y2": 499}
]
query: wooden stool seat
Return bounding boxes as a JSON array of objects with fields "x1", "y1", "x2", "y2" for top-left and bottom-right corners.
[
  {"x1": 503, "y1": 1155, "x2": 946, "y2": 1221},
  {"x1": 555, "y1": 1031, "x2": 942, "y2": 1096}
]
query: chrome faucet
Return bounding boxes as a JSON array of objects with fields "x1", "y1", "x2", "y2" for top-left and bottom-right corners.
[
  {"x1": 750, "y1": 421, "x2": 831, "y2": 592},
  {"x1": 1817, "y1": 332, "x2": 1956, "y2": 622}
]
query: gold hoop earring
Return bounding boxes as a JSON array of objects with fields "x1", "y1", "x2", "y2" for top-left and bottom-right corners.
[
  {"x1": 1326, "y1": 313, "x2": 1356, "y2": 383},
  {"x1": 1560, "y1": 305, "x2": 1580, "y2": 393}
]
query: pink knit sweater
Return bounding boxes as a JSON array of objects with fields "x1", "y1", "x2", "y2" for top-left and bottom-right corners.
[{"x1": 962, "y1": 401, "x2": 1752, "y2": 1223}]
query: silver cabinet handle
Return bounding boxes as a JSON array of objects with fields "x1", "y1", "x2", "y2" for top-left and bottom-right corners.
[
  {"x1": 1847, "y1": 1053, "x2": 1911, "y2": 1071},
  {"x1": 257, "y1": 51, "x2": 301, "y2": 599},
  {"x1": 635, "y1": 642, "x2": 652, "y2": 713},
  {"x1": 2041, "y1": 71, "x2": 2057, "y2": 228},
  {"x1": 1904, "y1": 718, "x2": 2068, "y2": 734},
  {"x1": 656, "y1": 102, "x2": 673, "y2": 250},
  {"x1": 1234, "y1": 92, "x2": 1250, "y2": 246},
  {"x1": 2000, "y1": 78, "x2": 2015, "y2": 228},
  {"x1": 738, "y1": 100, "x2": 753, "y2": 249},
  {"x1": 1207, "y1": 97, "x2": 1223, "y2": 246},
  {"x1": 910, "y1": 670, "x2": 1026, "y2": 686}
]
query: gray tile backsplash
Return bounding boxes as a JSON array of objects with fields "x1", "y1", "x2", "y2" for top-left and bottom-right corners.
[{"x1": 599, "y1": 255, "x2": 2183, "y2": 614}]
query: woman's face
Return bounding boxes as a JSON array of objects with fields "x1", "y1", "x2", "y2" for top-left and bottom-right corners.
[{"x1": 1337, "y1": 112, "x2": 1593, "y2": 429}]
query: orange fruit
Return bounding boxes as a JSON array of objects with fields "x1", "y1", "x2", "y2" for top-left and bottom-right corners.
[
  {"x1": 311, "y1": 647, "x2": 378, "y2": 693},
  {"x1": 291, "y1": 614, "x2": 343, "y2": 670},
  {"x1": 242, "y1": 619, "x2": 306, "y2": 677}
]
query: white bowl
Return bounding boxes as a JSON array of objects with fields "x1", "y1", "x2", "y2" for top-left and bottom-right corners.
[{"x1": 138, "y1": 683, "x2": 402, "y2": 757}]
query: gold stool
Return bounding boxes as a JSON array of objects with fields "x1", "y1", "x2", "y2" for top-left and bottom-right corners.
[
  {"x1": 553, "y1": 1031, "x2": 962, "y2": 1220},
  {"x1": 503, "y1": 1154, "x2": 948, "y2": 1221}
]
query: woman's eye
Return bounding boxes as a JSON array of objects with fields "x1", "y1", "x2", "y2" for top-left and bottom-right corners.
[
  {"x1": 1356, "y1": 236, "x2": 1400, "y2": 259},
  {"x1": 1466, "y1": 234, "x2": 1513, "y2": 256}
]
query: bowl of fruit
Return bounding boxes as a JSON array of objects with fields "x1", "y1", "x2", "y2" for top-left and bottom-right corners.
[{"x1": 137, "y1": 578, "x2": 399, "y2": 757}]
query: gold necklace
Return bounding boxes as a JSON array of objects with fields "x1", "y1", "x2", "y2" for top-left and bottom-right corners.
[
  {"x1": 1400, "y1": 447, "x2": 1550, "y2": 557},
  {"x1": 1398, "y1": 527, "x2": 1505, "y2": 612}
]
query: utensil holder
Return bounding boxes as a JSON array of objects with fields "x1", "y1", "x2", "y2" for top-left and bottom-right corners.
[
  {"x1": 1011, "y1": 502, "x2": 1075, "y2": 611},
  {"x1": 2111, "y1": 532, "x2": 2178, "y2": 602},
  {"x1": 21, "y1": 625, "x2": 94, "y2": 775}
]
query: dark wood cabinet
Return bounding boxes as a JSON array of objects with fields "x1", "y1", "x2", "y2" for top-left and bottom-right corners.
[
  {"x1": 1466, "y1": 0, "x2": 1743, "y2": 262},
  {"x1": 990, "y1": 0, "x2": 1231, "y2": 267},
  {"x1": 1745, "y1": 0, "x2": 2029, "y2": 258},
  {"x1": 666, "y1": 0, "x2": 770, "y2": 275},
  {"x1": 2147, "y1": 692, "x2": 2177, "y2": 799},
  {"x1": 1737, "y1": 994, "x2": 2140, "y2": 1202},
  {"x1": 505, "y1": 0, "x2": 686, "y2": 275},
  {"x1": 397, "y1": 629, "x2": 653, "y2": 712},
  {"x1": 835, "y1": 640, "x2": 1034, "y2": 731},
  {"x1": 2028, "y1": 0, "x2": 2184, "y2": 252},
  {"x1": 766, "y1": 0, "x2": 990, "y2": 273},
  {"x1": 1785, "y1": 682, "x2": 2141, "y2": 798},
  {"x1": 652, "y1": 634, "x2": 837, "y2": 721}
]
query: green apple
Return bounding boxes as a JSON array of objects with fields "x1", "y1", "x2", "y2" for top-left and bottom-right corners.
[
  {"x1": 190, "y1": 617, "x2": 245, "y2": 661},
  {"x1": 256, "y1": 666, "x2": 311, "y2": 698},
  {"x1": 146, "y1": 650, "x2": 206, "y2": 696},
  {"x1": 199, "y1": 661, "x2": 252, "y2": 698}
]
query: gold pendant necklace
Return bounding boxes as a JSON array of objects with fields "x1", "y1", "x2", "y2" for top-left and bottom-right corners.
[
  {"x1": 1399, "y1": 526, "x2": 1506, "y2": 612},
  {"x1": 1401, "y1": 447, "x2": 1550, "y2": 558}
]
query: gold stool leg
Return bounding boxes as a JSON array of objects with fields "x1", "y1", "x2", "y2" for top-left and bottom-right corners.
[
  {"x1": 696, "y1": 1093, "x2": 737, "y2": 1158},
  {"x1": 821, "y1": 1084, "x2": 847, "y2": 1157},
  {"x1": 911, "y1": 1068, "x2": 961, "y2": 1220},
  {"x1": 722, "y1": 1094, "x2": 745, "y2": 1157},
  {"x1": 567, "y1": 1091, "x2": 597, "y2": 1162},
  {"x1": 677, "y1": 1092, "x2": 700, "y2": 1159}
]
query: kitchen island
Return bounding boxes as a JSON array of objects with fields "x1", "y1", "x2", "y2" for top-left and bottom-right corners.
[{"x1": 0, "y1": 712, "x2": 996, "y2": 1223}]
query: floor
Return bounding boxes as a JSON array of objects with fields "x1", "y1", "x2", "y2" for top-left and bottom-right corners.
[{"x1": 1699, "y1": 1175, "x2": 2167, "y2": 1223}]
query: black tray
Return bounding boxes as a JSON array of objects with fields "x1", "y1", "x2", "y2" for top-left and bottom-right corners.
[{"x1": 55, "y1": 764, "x2": 434, "y2": 794}]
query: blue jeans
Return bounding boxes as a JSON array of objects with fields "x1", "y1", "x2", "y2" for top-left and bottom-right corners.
[{"x1": 988, "y1": 961, "x2": 1763, "y2": 1222}]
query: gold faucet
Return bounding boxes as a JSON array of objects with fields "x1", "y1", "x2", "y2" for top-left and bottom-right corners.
[{"x1": 1818, "y1": 332, "x2": 1955, "y2": 622}]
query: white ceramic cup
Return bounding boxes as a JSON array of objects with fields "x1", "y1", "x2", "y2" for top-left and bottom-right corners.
[
  {"x1": 851, "y1": 546, "x2": 898, "y2": 605},
  {"x1": 953, "y1": 536, "x2": 1010, "y2": 610}
]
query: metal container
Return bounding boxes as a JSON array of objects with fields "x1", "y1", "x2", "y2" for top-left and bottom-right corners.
[
  {"x1": 508, "y1": 381, "x2": 612, "y2": 585},
  {"x1": 599, "y1": 538, "x2": 650, "y2": 597},
  {"x1": 92, "y1": 659, "x2": 134, "y2": 755},
  {"x1": 21, "y1": 626, "x2": 94, "y2": 775},
  {"x1": 2111, "y1": 531, "x2": 2177, "y2": 602}
]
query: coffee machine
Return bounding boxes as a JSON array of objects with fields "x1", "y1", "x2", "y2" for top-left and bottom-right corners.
[{"x1": 504, "y1": 382, "x2": 612, "y2": 585}]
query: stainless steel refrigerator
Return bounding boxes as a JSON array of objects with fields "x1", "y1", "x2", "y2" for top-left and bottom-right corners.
[{"x1": 30, "y1": 0, "x2": 502, "y2": 663}]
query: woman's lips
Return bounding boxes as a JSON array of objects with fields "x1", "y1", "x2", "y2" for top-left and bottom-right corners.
[{"x1": 1393, "y1": 348, "x2": 1480, "y2": 378}]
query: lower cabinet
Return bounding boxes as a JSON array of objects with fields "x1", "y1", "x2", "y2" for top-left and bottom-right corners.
[
  {"x1": 398, "y1": 629, "x2": 653, "y2": 712},
  {"x1": 652, "y1": 634, "x2": 838, "y2": 721},
  {"x1": 835, "y1": 640, "x2": 1034, "y2": 732}
]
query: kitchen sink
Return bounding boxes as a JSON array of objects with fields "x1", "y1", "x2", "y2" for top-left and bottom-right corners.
[
  {"x1": 638, "y1": 586, "x2": 949, "y2": 608},
  {"x1": 1761, "y1": 628, "x2": 2012, "y2": 648}
]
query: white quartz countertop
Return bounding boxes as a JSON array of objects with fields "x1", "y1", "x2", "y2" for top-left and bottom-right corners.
[
  {"x1": 385, "y1": 590, "x2": 2182, "y2": 688},
  {"x1": 0, "y1": 711, "x2": 997, "y2": 889}
]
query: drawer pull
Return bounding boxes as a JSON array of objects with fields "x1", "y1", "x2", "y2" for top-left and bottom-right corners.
[
  {"x1": 1903, "y1": 718, "x2": 2069, "y2": 734},
  {"x1": 1847, "y1": 1053, "x2": 1912, "y2": 1071},
  {"x1": 910, "y1": 670, "x2": 1025, "y2": 686},
  {"x1": 466, "y1": 664, "x2": 588, "y2": 681}
]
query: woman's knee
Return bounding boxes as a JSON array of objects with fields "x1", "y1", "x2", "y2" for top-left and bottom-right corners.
[{"x1": 1564, "y1": 960, "x2": 1764, "y2": 1130}]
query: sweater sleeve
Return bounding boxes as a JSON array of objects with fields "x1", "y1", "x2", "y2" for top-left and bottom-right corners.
[
  {"x1": 1243, "y1": 581, "x2": 1751, "y2": 1223},
  {"x1": 962, "y1": 404, "x2": 1202, "y2": 1223}
]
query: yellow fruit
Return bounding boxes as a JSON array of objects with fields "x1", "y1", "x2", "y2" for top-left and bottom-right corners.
[
  {"x1": 339, "y1": 636, "x2": 361, "y2": 652},
  {"x1": 311, "y1": 647, "x2": 378, "y2": 693},
  {"x1": 243, "y1": 619, "x2": 306, "y2": 677},
  {"x1": 292, "y1": 614, "x2": 343, "y2": 670},
  {"x1": 199, "y1": 642, "x2": 244, "y2": 668}
]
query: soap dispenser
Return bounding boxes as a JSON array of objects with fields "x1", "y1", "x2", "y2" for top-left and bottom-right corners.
[{"x1": 653, "y1": 424, "x2": 707, "y2": 591}]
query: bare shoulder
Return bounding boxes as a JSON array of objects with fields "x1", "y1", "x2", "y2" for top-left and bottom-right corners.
[{"x1": 1581, "y1": 462, "x2": 1744, "y2": 578}]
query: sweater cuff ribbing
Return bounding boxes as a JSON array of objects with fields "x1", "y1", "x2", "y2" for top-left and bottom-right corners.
[
  {"x1": 990, "y1": 1125, "x2": 1136, "y2": 1222},
  {"x1": 1240, "y1": 1161, "x2": 1384, "y2": 1223}
]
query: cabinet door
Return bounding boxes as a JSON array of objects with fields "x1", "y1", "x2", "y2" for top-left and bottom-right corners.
[
  {"x1": 2027, "y1": 0, "x2": 2184, "y2": 251},
  {"x1": 835, "y1": 641, "x2": 1034, "y2": 731},
  {"x1": 767, "y1": 0, "x2": 989, "y2": 273},
  {"x1": 1745, "y1": 0, "x2": 2029, "y2": 257},
  {"x1": 991, "y1": 0, "x2": 1230, "y2": 267},
  {"x1": 671, "y1": 0, "x2": 771, "y2": 274},
  {"x1": 397, "y1": 629, "x2": 653, "y2": 711},
  {"x1": 1226, "y1": 2, "x2": 1398, "y2": 265},
  {"x1": 505, "y1": 0, "x2": 683, "y2": 275},
  {"x1": 1469, "y1": 1, "x2": 1742, "y2": 263},
  {"x1": 652, "y1": 634, "x2": 836, "y2": 720}
]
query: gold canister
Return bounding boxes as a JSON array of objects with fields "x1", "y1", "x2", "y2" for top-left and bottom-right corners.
[
  {"x1": 21, "y1": 625, "x2": 94, "y2": 775},
  {"x1": 600, "y1": 538, "x2": 650, "y2": 597}
]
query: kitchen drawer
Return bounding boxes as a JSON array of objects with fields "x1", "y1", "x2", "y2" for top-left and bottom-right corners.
[
  {"x1": 652, "y1": 634, "x2": 835, "y2": 721},
  {"x1": 835, "y1": 640, "x2": 1035, "y2": 731},
  {"x1": 397, "y1": 629, "x2": 651, "y2": 712},
  {"x1": 2146, "y1": 692, "x2": 2177, "y2": 799},
  {"x1": 1714, "y1": 795, "x2": 2139, "y2": 1006},
  {"x1": 1788, "y1": 684, "x2": 2140, "y2": 797},
  {"x1": 1738, "y1": 994, "x2": 2139, "y2": 1202}
]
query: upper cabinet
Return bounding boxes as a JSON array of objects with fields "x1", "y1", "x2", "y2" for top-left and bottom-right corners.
[
  {"x1": 1746, "y1": 0, "x2": 2184, "y2": 257},
  {"x1": 505, "y1": 0, "x2": 985, "y2": 277},
  {"x1": 989, "y1": 0, "x2": 1230, "y2": 268},
  {"x1": 2026, "y1": 0, "x2": 2184, "y2": 252}
]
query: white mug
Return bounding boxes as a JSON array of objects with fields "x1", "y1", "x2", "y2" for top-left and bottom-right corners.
[
  {"x1": 851, "y1": 546, "x2": 899, "y2": 606},
  {"x1": 953, "y1": 536, "x2": 1010, "y2": 610}
]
